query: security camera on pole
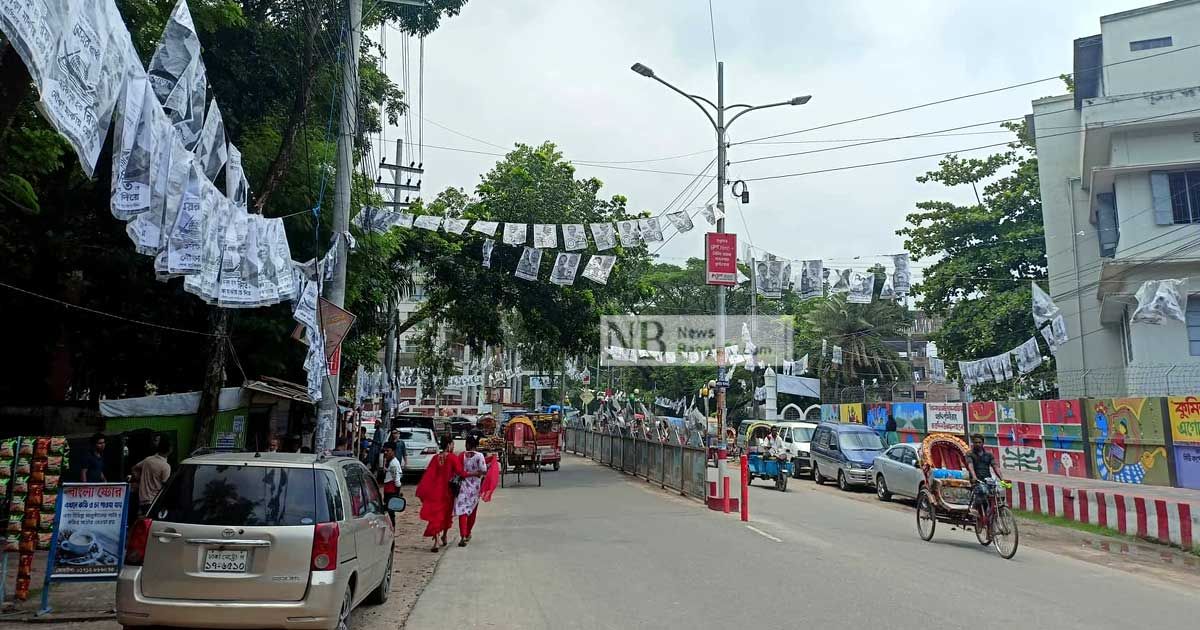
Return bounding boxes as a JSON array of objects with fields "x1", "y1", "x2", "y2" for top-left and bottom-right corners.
[{"x1": 631, "y1": 60, "x2": 810, "y2": 512}]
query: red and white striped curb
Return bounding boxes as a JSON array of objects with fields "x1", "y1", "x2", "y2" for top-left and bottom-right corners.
[{"x1": 1005, "y1": 481, "x2": 1198, "y2": 551}]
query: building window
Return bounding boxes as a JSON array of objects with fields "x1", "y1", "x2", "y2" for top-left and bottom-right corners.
[
  {"x1": 1168, "y1": 170, "x2": 1200, "y2": 223},
  {"x1": 1130, "y1": 36, "x2": 1172, "y2": 52},
  {"x1": 1188, "y1": 296, "x2": 1200, "y2": 356}
]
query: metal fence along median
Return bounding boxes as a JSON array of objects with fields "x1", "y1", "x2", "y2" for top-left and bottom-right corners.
[{"x1": 564, "y1": 427, "x2": 707, "y2": 501}]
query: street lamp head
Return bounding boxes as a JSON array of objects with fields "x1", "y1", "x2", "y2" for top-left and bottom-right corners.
[
  {"x1": 789, "y1": 95, "x2": 812, "y2": 106},
  {"x1": 630, "y1": 63, "x2": 655, "y2": 78}
]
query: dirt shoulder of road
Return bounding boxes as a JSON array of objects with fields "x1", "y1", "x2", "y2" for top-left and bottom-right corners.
[{"x1": 354, "y1": 492, "x2": 445, "y2": 630}]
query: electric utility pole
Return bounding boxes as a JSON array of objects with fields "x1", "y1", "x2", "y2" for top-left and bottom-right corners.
[{"x1": 316, "y1": 0, "x2": 361, "y2": 453}]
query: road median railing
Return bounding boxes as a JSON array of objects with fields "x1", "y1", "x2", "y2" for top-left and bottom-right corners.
[{"x1": 564, "y1": 427, "x2": 707, "y2": 501}]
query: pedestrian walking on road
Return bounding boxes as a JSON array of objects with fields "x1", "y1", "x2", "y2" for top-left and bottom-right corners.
[
  {"x1": 416, "y1": 435, "x2": 456, "y2": 552},
  {"x1": 452, "y1": 433, "x2": 498, "y2": 547},
  {"x1": 382, "y1": 442, "x2": 404, "y2": 527},
  {"x1": 130, "y1": 435, "x2": 172, "y2": 516},
  {"x1": 884, "y1": 413, "x2": 899, "y2": 446}
]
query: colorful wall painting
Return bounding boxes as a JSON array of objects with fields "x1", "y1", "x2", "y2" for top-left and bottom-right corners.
[
  {"x1": 865, "y1": 403, "x2": 890, "y2": 433},
  {"x1": 1040, "y1": 399, "x2": 1086, "y2": 478},
  {"x1": 1168, "y1": 396, "x2": 1200, "y2": 490},
  {"x1": 967, "y1": 401, "x2": 1000, "y2": 462},
  {"x1": 1087, "y1": 398, "x2": 1171, "y2": 487},
  {"x1": 840, "y1": 403, "x2": 864, "y2": 425},
  {"x1": 892, "y1": 403, "x2": 926, "y2": 433},
  {"x1": 1174, "y1": 445, "x2": 1200, "y2": 490},
  {"x1": 820, "y1": 404, "x2": 840, "y2": 422}
]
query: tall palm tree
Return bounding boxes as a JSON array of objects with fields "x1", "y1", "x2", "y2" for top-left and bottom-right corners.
[{"x1": 802, "y1": 286, "x2": 912, "y2": 390}]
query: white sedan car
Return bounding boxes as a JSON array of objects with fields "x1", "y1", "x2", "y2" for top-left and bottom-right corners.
[
  {"x1": 398, "y1": 428, "x2": 439, "y2": 473},
  {"x1": 872, "y1": 442, "x2": 925, "y2": 501}
]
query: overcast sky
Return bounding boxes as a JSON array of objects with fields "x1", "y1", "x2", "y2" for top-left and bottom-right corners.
[{"x1": 377, "y1": 0, "x2": 1162, "y2": 281}]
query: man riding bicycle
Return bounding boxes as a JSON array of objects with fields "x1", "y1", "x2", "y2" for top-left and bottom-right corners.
[{"x1": 966, "y1": 433, "x2": 1004, "y2": 521}]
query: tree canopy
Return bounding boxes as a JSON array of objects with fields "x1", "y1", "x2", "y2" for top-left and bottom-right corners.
[{"x1": 897, "y1": 122, "x2": 1054, "y2": 398}]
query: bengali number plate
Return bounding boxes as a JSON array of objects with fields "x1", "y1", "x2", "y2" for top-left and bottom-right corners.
[{"x1": 203, "y1": 550, "x2": 248, "y2": 573}]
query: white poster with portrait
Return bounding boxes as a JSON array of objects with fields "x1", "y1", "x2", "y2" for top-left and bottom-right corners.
[
  {"x1": 503, "y1": 222, "x2": 527, "y2": 246},
  {"x1": 533, "y1": 224, "x2": 558, "y2": 249},
  {"x1": 562, "y1": 224, "x2": 588, "y2": 250},
  {"x1": 617, "y1": 220, "x2": 641, "y2": 247},
  {"x1": 638, "y1": 217, "x2": 664, "y2": 242},
  {"x1": 550, "y1": 252, "x2": 581, "y2": 286},
  {"x1": 515, "y1": 246, "x2": 542, "y2": 281},
  {"x1": 589, "y1": 223, "x2": 617, "y2": 251}
]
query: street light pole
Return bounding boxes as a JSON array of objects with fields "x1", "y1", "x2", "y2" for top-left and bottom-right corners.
[
  {"x1": 629, "y1": 61, "x2": 809, "y2": 442},
  {"x1": 630, "y1": 61, "x2": 809, "y2": 511}
]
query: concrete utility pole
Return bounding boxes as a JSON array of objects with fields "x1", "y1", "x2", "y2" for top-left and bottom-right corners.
[{"x1": 315, "y1": 0, "x2": 361, "y2": 453}]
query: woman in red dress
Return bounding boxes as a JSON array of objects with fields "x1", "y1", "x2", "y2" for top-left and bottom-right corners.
[{"x1": 415, "y1": 435, "x2": 455, "y2": 552}]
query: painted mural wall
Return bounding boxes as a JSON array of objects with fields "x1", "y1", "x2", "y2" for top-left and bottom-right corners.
[
  {"x1": 1168, "y1": 396, "x2": 1200, "y2": 489},
  {"x1": 840, "y1": 403, "x2": 864, "y2": 425},
  {"x1": 891, "y1": 402, "x2": 926, "y2": 443},
  {"x1": 1086, "y1": 398, "x2": 1171, "y2": 487},
  {"x1": 964, "y1": 400, "x2": 1086, "y2": 478}
]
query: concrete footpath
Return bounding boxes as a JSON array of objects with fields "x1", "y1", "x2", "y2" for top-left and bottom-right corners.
[{"x1": 407, "y1": 455, "x2": 1200, "y2": 630}]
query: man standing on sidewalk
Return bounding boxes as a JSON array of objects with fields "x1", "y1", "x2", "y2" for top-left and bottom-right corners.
[{"x1": 131, "y1": 436, "x2": 172, "y2": 516}]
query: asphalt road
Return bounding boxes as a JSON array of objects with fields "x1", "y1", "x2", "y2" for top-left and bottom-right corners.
[{"x1": 407, "y1": 455, "x2": 1200, "y2": 630}]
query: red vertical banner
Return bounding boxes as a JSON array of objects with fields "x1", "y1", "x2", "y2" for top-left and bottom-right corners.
[
  {"x1": 705, "y1": 232, "x2": 738, "y2": 286},
  {"x1": 328, "y1": 345, "x2": 342, "y2": 376}
]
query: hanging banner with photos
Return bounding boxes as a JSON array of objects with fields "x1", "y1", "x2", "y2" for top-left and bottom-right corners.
[
  {"x1": 503, "y1": 222, "x2": 527, "y2": 245},
  {"x1": 666, "y1": 210, "x2": 694, "y2": 233},
  {"x1": 562, "y1": 224, "x2": 588, "y2": 250},
  {"x1": 589, "y1": 223, "x2": 617, "y2": 251},
  {"x1": 481, "y1": 239, "x2": 494, "y2": 268},
  {"x1": 638, "y1": 217, "x2": 664, "y2": 242},
  {"x1": 533, "y1": 224, "x2": 558, "y2": 249},
  {"x1": 550, "y1": 252, "x2": 581, "y2": 286},
  {"x1": 616, "y1": 220, "x2": 641, "y2": 247},
  {"x1": 892, "y1": 253, "x2": 911, "y2": 294},
  {"x1": 582, "y1": 255, "x2": 616, "y2": 284},
  {"x1": 515, "y1": 246, "x2": 541, "y2": 281},
  {"x1": 471, "y1": 220, "x2": 499, "y2": 236},
  {"x1": 797, "y1": 260, "x2": 823, "y2": 300}
]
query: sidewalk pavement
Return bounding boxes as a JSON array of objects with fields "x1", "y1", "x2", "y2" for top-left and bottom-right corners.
[
  {"x1": 0, "y1": 550, "x2": 114, "y2": 621},
  {"x1": 1001, "y1": 470, "x2": 1198, "y2": 551}
]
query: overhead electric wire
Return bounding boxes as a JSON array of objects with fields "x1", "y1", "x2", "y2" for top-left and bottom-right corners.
[
  {"x1": 740, "y1": 105, "x2": 1200, "y2": 183},
  {"x1": 0, "y1": 280, "x2": 225, "y2": 337},
  {"x1": 731, "y1": 41, "x2": 1200, "y2": 146}
]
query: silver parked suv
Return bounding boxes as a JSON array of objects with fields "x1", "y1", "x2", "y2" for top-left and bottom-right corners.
[{"x1": 117, "y1": 452, "x2": 405, "y2": 630}]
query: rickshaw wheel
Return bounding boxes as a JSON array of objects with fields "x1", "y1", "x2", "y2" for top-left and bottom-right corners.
[
  {"x1": 993, "y1": 506, "x2": 1019, "y2": 559},
  {"x1": 553, "y1": 461, "x2": 560, "y2": 471},
  {"x1": 917, "y1": 490, "x2": 936, "y2": 541},
  {"x1": 974, "y1": 515, "x2": 992, "y2": 546},
  {"x1": 775, "y1": 473, "x2": 788, "y2": 492}
]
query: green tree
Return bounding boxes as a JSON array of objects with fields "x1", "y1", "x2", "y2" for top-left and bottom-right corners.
[
  {"x1": 897, "y1": 123, "x2": 1054, "y2": 398},
  {"x1": 387, "y1": 143, "x2": 652, "y2": 379},
  {"x1": 797, "y1": 267, "x2": 912, "y2": 394},
  {"x1": 0, "y1": 0, "x2": 468, "y2": 404}
]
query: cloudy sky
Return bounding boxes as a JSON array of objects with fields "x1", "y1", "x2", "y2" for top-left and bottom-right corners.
[{"x1": 378, "y1": 0, "x2": 1162, "y2": 281}]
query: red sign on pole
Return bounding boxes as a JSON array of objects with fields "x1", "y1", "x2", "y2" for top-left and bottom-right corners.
[
  {"x1": 705, "y1": 232, "x2": 738, "y2": 286},
  {"x1": 328, "y1": 345, "x2": 342, "y2": 377}
]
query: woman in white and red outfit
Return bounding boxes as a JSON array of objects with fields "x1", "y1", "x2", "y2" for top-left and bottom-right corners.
[{"x1": 452, "y1": 433, "x2": 498, "y2": 546}]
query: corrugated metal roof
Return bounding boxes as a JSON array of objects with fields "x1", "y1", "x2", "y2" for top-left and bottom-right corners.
[{"x1": 244, "y1": 379, "x2": 312, "y2": 404}]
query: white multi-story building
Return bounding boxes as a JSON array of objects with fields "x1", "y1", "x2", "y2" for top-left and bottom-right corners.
[{"x1": 1032, "y1": 0, "x2": 1200, "y2": 397}]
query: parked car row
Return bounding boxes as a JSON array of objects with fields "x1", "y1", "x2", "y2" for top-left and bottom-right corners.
[{"x1": 745, "y1": 420, "x2": 926, "y2": 502}]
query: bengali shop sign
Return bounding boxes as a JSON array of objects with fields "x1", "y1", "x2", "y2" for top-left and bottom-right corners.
[
  {"x1": 48, "y1": 483, "x2": 129, "y2": 579},
  {"x1": 705, "y1": 232, "x2": 737, "y2": 286},
  {"x1": 1169, "y1": 396, "x2": 1200, "y2": 444},
  {"x1": 927, "y1": 403, "x2": 966, "y2": 434}
]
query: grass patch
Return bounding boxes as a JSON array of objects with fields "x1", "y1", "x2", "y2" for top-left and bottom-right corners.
[{"x1": 1015, "y1": 508, "x2": 1200, "y2": 557}]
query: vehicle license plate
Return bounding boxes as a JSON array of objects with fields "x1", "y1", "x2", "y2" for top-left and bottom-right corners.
[{"x1": 203, "y1": 550, "x2": 248, "y2": 573}]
